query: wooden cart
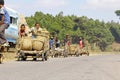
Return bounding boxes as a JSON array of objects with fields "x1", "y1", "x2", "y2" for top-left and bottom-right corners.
[
  {"x1": 64, "y1": 45, "x2": 79, "y2": 57},
  {"x1": 78, "y1": 47, "x2": 89, "y2": 56},
  {"x1": 17, "y1": 50, "x2": 48, "y2": 61},
  {"x1": 16, "y1": 35, "x2": 49, "y2": 61}
]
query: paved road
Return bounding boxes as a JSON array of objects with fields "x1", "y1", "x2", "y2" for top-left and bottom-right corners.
[{"x1": 0, "y1": 54, "x2": 120, "y2": 80}]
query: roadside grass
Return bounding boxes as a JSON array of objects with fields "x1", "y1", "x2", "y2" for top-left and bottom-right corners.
[
  {"x1": 2, "y1": 52, "x2": 16, "y2": 62},
  {"x1": 1, "y1": 48, "x2": 16, "y2": 62}
]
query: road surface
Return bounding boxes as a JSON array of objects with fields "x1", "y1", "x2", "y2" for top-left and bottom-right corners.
[{"x1": 0, "y1": 54, "x2": 120, "y2": 80}]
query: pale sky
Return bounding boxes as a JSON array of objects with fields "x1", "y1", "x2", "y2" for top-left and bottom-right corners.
[{"x1": 5, "y1": 0, "x2": 120, "y2": 22}]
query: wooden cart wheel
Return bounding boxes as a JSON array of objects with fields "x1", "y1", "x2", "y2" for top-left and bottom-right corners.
[
  {"x1": 76, "y1": 53, "x2": 79, "y2": 57},
  {"x1": 87, "y1": 51, "x2": 89, "y2": 56},
  {"x1": 42, "y1": 53, "x2": 45, "y2": 61},
  {"x1": 22, "y1": 56, "x2": 27, "y2": 61},
  {"x1": 20, "y1": 52, "x2": 27, "y2": 61},
  {"x1": 45, "y1": 51, "x2": 49, "y2": 61},
  {"x1": 45, "y1": 54, "x2": 48, "y2": 61},
  {"x1": 33, "y1": 58, "x2": 37, "y2": 61}
]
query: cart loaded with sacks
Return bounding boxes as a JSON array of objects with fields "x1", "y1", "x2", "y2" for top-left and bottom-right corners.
[
  {"x1": 64, "y1": 45, "x2": 79, "y2": 57},
  {"x1": 64, "y1": 44, "x2": 89, "y2": 57},
  {"x1": 16, "y1": 29, "x2": 50, "y2": 61}
]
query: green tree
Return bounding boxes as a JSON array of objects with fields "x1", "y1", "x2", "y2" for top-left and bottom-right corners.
[
  {"x1": 115, "y1": 10, "x2": 120, "y2": 19},
  {"x1": 25, "y1": 11, "x2": 119, "y2": 51}
]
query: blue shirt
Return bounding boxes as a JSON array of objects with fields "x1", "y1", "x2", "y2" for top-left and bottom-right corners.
[
  {"x1": 0, "y1": 7, "x2": 10, "y2": 25},
  {"x1": 49, "y1": 39, "x2": 54, "y2": 48}
]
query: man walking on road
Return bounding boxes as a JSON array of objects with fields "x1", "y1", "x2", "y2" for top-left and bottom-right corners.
[{"x1": 0, "y1": 0, "x2": 10, "y2": 46}]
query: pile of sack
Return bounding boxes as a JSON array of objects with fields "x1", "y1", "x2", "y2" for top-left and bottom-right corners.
[{"x1": 16, "y1": 29, "x2": 49, "y2": 51}]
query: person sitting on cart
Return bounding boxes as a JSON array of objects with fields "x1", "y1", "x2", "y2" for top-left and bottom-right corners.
[
  {"x1": 55, "y1": 37, "x2": 60, "y2": 48},
  {"x1": 64, "y1": 34, "x2": 70, "y2": 47},
  {"x1": 18, "y1": 24, "x2": 27, "y2": 38},
  {"x1": 79, "y1": 38, "x2": 83, "y2": 48},
  {"x1": 79, "y1": 37, "x2": 85, "y2": 52},
  {"x1": 64, "y1": 34, "x2": 70, "y2": 53},
  {"x1": 30, "y1": 23, "x2": 42, "y2": 38}
]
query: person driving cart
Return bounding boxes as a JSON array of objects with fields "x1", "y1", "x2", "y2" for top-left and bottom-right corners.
[{"x1": 30, "y1": 23, "x2": 42, "y2": 38}]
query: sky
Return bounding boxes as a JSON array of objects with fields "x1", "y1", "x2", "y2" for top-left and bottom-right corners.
[{"x1": 4, "y1": 0, "x2": 120, "y2": 22}]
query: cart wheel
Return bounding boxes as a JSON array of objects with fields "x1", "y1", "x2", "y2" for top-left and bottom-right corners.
[
  {"x1": 1, "y1": 46, "x2": 4, "y2": 52},
  {"x1": 63, "y1": 50, "x2": 68, "y2": 57},
  {"x1": 44, "y1": 52, "x2": 48, "y2": 61},
  {"x1": 17, "y1": 57, "x2": 20, "y2": 61},
  {"x1": 33, "y1": 58, "x2": 37, "y2": 61},
  {"x1": 54, "y1": 53, "x2": 58, "y2": 58},
  {"x1": 6, "y1": 46, "x2": 9, "y2": 52},
  {"x1": 76, "y1": 53, "x2": 79, "y2": 57},
  {"x1": 21, "y1": 52, "x2": 27, "y2": 61},
  {"x1": 42, "y1": 53, "x2": 45, "y2": 61},
  {"x1": 17, "y1": 52, "x2": 21, "y2": 61},
  {"x1": 80, "y1": 53, "x2": 82, "y2": 56},
  {"x1": 22, "y1": 56, "x2": 27, "y2": 61},
  {"x1": 21, "y1": 53, "x2": 27, "y2": 61},
  {"x1": 17, "y1": 55, "x2": 21, "y2": 61},
  {"x1": 17, "y1": 52, "x2": 22, "y2": 61},
  {"x1": 87, "y1": 51, "x2": 89, "y2": 56},
  {"x1": 45, "y1": 56, "x2": 47, "y2": 61},
  {"x1": 64, "y1": 54, "x2": 68, "y2": 57}
]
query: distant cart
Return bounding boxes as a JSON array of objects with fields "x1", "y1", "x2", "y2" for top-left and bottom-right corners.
[
  {"x1": 78, "y1": 46, "x2": 89, "y2": 56},
  {"x1": 64, "y1": 45, "x2": 79, "y2": 57},
  {"x1": 64, "y1": 45, "x2": 89, "y2": 57},
  {"x1": 49, "y1": 47, "x2": 64, "y2": 57}
]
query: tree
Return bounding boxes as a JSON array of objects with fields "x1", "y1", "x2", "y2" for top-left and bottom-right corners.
[
  {"x1": 25, "y1": 11, "x2": 120, "y2": 51},
  {"x1": 115, "y1": 10, "x2": 120, "y2": 19}
]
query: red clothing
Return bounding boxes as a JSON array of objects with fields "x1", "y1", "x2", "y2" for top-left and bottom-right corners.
[
  {"x1": 19, "y1": 30, "x2": 26, "y2": 37},
  {"x1": 67, "y1": 40, "x2": 70, "y2": 46},
  {"x1": 79, "y1": 40, "x2": 83, "y2": 48}
]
